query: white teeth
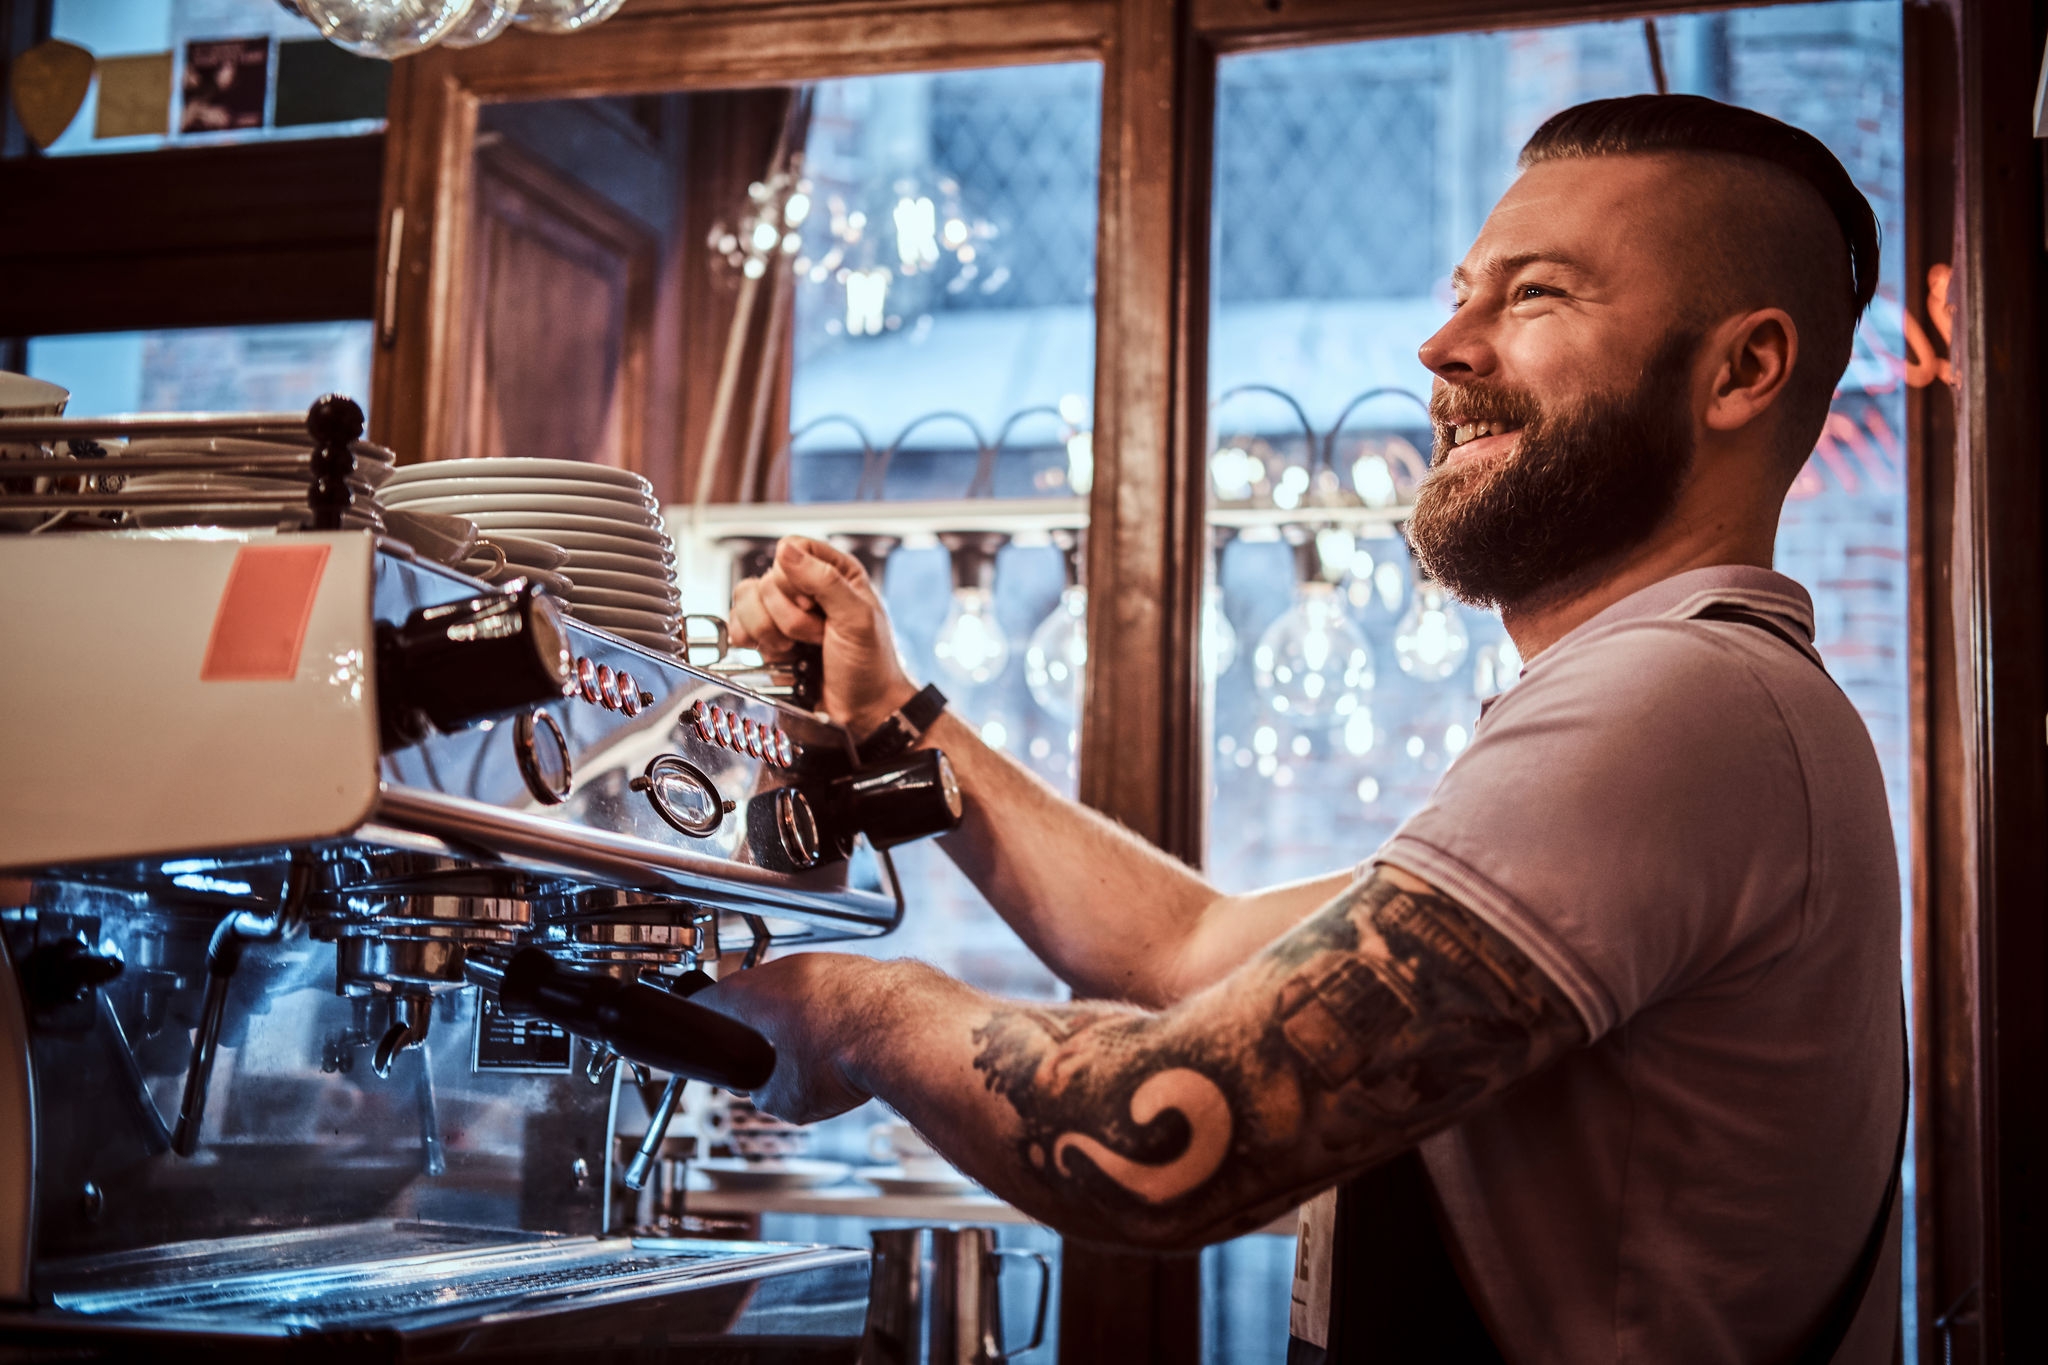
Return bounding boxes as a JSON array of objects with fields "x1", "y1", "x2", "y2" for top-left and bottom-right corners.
[{"x1": 1452, "y1": 422, "x2": 1503, "y2": 447}]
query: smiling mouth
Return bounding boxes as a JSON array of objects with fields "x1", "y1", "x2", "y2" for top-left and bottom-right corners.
[{"x1": 1449, "y1": 420, "x2": 1521, "y2": 448}]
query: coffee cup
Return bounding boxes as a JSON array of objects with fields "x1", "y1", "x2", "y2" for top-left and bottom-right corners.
[{"x1": 0, "y1": 372, "x2": 69, "y2": 526}]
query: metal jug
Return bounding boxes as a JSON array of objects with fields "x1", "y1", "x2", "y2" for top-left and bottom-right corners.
[{"x1": 859, "y1": 1226, "x2": 1051, "y2": 1364}]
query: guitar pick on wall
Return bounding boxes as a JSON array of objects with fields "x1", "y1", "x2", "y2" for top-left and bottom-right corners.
[{"x1": 7, "y1": 39, "x2": 93, "y2": 149}]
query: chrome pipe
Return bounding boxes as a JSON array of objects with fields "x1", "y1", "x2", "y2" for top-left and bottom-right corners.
[{"x1": 623, "y1": 1076, "x2": 684, "y2": 1193}]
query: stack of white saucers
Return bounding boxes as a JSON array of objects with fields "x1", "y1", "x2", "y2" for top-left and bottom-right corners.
[
  {"x1": 377, "y1": 457, "x2": 680, "y2": 655},
  {"x1": 118, "y1": 435, "x2": 393, "y2": 533}
]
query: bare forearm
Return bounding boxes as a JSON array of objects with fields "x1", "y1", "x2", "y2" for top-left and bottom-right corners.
[
  {"x1": 920, "y1": 711, "x2": 1220, "y2": 1005},
  {"x1": 839, "y1": 869, "x2": 1585, "y2": 1252},
  {"x1": 844, "y1": 958, "x2": 1304, "y2": 1248}
]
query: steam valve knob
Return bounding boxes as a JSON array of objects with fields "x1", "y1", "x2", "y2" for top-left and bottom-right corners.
[
  {"x1": 377, "y1": 581, "x2": 574, "y2": 750},
  {"x1": 821, "y1": 748, "x2": 964, "y2": 856},
  {"x1": 20, "y1": 937, "x2": 124, "y2": 1012}
]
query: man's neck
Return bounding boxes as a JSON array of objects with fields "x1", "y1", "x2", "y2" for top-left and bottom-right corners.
[{"x1": 1500, "y1": 506, "x2": 1778, "y2": 659}]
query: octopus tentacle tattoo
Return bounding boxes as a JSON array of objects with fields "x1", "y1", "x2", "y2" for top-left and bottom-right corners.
[{"x1": 968, "y1": 867, "x2": 1585, "y2": 1245}]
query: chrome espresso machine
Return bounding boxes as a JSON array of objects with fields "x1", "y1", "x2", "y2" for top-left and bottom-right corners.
[{"x1": 0, "y1": 398, "x2": 961, "y2": 1360}]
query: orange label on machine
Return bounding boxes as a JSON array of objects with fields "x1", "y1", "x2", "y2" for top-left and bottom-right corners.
[{"x1": 200, "y1": 543, "x2": 331, "y2": 681}]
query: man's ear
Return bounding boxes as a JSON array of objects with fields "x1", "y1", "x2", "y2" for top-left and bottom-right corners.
[{"x1": 1702, "y1": 307, "x2": 1797, "y2": 435}]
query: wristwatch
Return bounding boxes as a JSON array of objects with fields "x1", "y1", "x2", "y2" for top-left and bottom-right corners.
[{"x1": 856, "y1": 683, "x2": 948, "y2": 765}]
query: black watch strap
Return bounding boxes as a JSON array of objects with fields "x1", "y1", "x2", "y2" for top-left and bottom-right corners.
[{"x1": 856, "y1": 683, "x2": 947, "y2": 764}]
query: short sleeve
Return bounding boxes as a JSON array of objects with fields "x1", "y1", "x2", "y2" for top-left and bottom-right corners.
[{"x1": 1375, "y1": 623, "x2": 1811, "y2": 1040}]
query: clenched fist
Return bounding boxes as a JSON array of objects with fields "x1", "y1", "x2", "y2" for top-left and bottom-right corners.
[{"x1": 728, "y1": 536, "x2": 917, "y2": 737}]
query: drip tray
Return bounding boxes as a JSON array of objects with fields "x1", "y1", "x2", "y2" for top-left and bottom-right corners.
[{"x1": 13, "y1": 1221, "x2": 871, "y2": 1361}]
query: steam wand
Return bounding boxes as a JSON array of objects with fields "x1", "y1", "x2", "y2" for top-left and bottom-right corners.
[
  {"x1": 624, "y1": 917, "x2": 772, "y2": 1193},
  {"x1": 170, "y1": 859, "x2": 310, "y2": 1157},
  {"x1": 622, "y1": 967, "x2": 716, "y2": 1193}
]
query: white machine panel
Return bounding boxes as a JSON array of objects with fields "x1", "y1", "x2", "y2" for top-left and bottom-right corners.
[{"x1": 0, "y1": 530, "x2": 380, "y2": 868}]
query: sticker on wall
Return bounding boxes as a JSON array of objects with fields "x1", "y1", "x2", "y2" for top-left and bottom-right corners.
[
  {"x1": 179, "y1": 37, "x2": 268, "y2": 134},
  {"x1": 8, "y1": 39, "x2": 94, "y2": 150},
  {"x1": 94, "y1": 53, "x2": 173, "y2": 140},
  {"x1": 275, "y1": 39, "x2": 390, "y2": 128}
]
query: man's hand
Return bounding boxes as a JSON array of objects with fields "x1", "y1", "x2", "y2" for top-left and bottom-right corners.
[
  {"x1": 728, "y1": 536, "x2": 916, "y2": 737},
  {"x1": 696, "y1": 953, "x2": 889, "y2": 1123}
]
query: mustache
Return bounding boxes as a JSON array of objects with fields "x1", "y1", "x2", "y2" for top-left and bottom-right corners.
[{"x1": 1429, "y1": 384, "x2": 1545, "y2": 450}]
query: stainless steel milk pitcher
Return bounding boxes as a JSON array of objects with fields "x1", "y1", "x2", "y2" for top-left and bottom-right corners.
[{"x1": 859, "y1": 1226, "x2": 1051, "y2": 1364}]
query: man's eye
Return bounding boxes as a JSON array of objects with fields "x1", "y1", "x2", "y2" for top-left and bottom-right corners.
[{"x1": 1516, "y1": 284, "x2": 1551, "y2": 301}]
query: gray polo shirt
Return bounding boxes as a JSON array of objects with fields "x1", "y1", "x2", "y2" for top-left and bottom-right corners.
[{"x1": 1377, "y1": 565, "x2": 1903, "y2": 1362}]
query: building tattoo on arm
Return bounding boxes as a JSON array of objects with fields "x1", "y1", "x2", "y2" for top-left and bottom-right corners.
[{"x1": 969, "y1": 869, "x2": 1585, "y2": 1240}]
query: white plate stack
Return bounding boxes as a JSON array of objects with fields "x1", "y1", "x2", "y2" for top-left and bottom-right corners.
[
  {"x1": 118, "y1": 436, "x2": 393, "y2": 534},
  {"x1": 378, "y1": 458, "x2": 682, "y2": 656}
]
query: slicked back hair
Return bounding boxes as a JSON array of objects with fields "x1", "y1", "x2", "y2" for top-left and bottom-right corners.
[{"x1": 1518, "y1": 94, "x2": 1880, "y2": 470}]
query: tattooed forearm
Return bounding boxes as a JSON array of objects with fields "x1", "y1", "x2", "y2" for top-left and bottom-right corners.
[{"x1": 967, "y1": 867, "x2": 1585, "y2": 1247}]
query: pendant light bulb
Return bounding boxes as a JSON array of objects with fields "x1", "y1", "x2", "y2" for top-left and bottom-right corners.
[
  {"x1": 1025, "y1": 585, "x2": 1088, "y2": 723},
  {"x1": 1473, "y1": 638, "x2": 1524, "y2": 699},
  {"x1": 1252, "y1": 582, "x2": 1375, "y2": 728},
  {"x1": 934, "y1": 586, "x2": 1010, "y2": 687},
  {"x1": 441, "y1": 0, "x2": 518, "y2": 47},
  {"x1": 293, "y1": 0, "x2": 469, "y2": 57},
  {"x1": 1393, "y1": 577, "x2": 1470, "y2": 682},
  {"x1": 1203, "y1": 585, "x2": 1239, "y2": 680},
  {"x1": 517, "y1": 0, "x2": 632, "y2": 34},
  {"x1": 1351, "y1": 451, "x2": 1399, "y2": 508}
]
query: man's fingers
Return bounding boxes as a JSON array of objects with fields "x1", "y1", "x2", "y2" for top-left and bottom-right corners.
[
  {"x1": 776, "y1": 537, "x2": 874, "y2": 616},
  {"x1": 728, "y1": 584, "x2": 795, "y2": 658},
  {"x1": 757, "y1": 577, "x2": 827, "y2": 645}
]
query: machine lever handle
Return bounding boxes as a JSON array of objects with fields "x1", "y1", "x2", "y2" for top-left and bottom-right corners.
[{"x1": 488, "y1": 950, "x2": 774, "y2": 1093}]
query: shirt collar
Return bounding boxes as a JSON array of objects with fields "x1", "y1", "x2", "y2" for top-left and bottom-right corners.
[{"x1": 1519, "y1": 564, "x2": 1816, "y2": 679}]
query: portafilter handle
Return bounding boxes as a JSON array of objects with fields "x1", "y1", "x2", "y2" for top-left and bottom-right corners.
[{"x1": 467, "y1": 950, "x2": 774, "y2": 1092}]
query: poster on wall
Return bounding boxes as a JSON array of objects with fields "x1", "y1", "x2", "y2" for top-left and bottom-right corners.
[
  {"x1": 95, "y1": 53, "x2": 173, "y2": 139},
  {"x1": 179, "y1": 37, "x2": 268, "y2": 134}
]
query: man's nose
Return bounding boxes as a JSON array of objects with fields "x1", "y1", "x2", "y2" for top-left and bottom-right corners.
[{"x1": 1417, "y1": 303, "x2": 1496, "y2": 382}]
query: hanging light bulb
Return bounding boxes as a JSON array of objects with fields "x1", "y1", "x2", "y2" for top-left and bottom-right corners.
[
  {"x1": 935, "y1": 589, "x2": 1009, "y2": 685},
  {"x1": 1025, "y1": 585, "x2": 1087, "y2": 723},
  {"x1": 1473, "y1": 638, "x2": 1523, "y2": 699},
  {"x1": 292, "y1": 0, "x2": 468, "y2": 56},
  {"x1": 1203, "y1": 584, "x2": 1238, "y2": 680},
  {"x1": 1393, "y1": 575, "x2": 1470, "y2": 682},
  {"x1": 1351, "y1": 449, "x2": 1400, "y2": 508},
  {"x1": 517, "y1": 0, "x2": 631, "y2": 34},
  {"x1": 1373, "y1": 557, "x2": 1407, "y2": 613},
  {"x1": 1253, "y1": 582, "x2": 1375, "y2": 729},
  {"x1": 933, "y1": 533, "x2": 1011, "y2": 688},
  {"x1": 441, "y1": 0, "x2": 518, "y2": 47},
  {"x1": 1313, "y1": 527, "x2": 1356, "y2": 581}
]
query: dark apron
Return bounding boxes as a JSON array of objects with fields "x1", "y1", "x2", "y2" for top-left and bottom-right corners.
[{"x1": 1285, "y1": 1152, "x2": 1504, "y2": 1365}]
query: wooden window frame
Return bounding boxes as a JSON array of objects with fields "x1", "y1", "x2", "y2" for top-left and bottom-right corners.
[{"x1": 371, "y1": 2, "x2": 2045, "y2": 1362}]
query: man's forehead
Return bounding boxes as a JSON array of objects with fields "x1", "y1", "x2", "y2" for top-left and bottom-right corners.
[{"x1": 1455, "y1": 155, "x2": 1695, "y2": 288}]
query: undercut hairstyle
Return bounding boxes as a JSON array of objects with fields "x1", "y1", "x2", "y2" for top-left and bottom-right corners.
[{"x1": 1519, "y1": 95, "x2": 1880, "y2": 471}]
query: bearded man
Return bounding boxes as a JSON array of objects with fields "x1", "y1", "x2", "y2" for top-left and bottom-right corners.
[{"x1": 707, "y1": 94, "x2": 1903, "y2": 1363}]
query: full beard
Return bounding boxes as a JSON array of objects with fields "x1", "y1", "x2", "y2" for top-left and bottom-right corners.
[{"x1": 1406, "y1": 328, "x2": 1700, "y2": 614}]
